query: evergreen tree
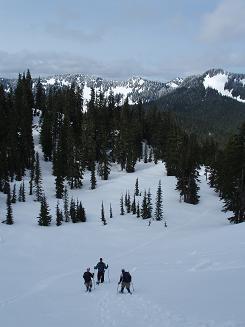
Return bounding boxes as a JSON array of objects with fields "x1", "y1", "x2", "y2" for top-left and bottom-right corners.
[
  {"x1": 35, "y1": 77, "x2": 46, "y2": 112},
  {"x1": 6, "y1": 190, "x2": 14, "y2": 225},
  {"x1": 34, "y1": 152, "x2": 43, "y2": 201},
  {"x1": 90, "y1": 161, "x2": 96, "y2": 189},
  {"x1": 175, "y1": 133, "x2": 200, "y2": 204},
  {"x1": 148, "y1": 148, "x2": 153, "y2": 162},
  {"x1": 126, "y1": 193, "x2": 131, "y2": 213},
  {"x1": 70, "y1": 198, "x2": 76, "y2": 223},
  {"x1": 55, "y1": 174, "x2": 64, "y2": 199},
  {"x1": 135, "y1": 178, "x2": 139, "y2": 196},
  {"x1": 110, "y1": 203, "x2": 113, "y2": 218},
  {"x1": 214, "y1": 125, "x2": 245, "y2": 224},
  {"x1": 38, "y1": 196, "x2": 52, "y2": 226},
  {"x1": 21, "y1": 181, "x2": 26, "y2": 202},
  {"x1": 77, "y1": 202, "x2": 86, "y2": 222},
  {"x1": 147, "y1": 188, "x2": 153, "y2": 218},
  {"x1": 141, "y1": 190, "x2": 148, "y2": 219},
  {"x1": 56, "y1": 202, "x2": 63, "y2": 226},
  {"x1": 155, "y1": 180, "x2": 163, "y2": 221},
  {"x1": 124, "y1": 191, "x2": 128, "y2": 207},
  {"x1": 101, "y1": 201, "x2": 107, "y2": 225},
  {"x1": 131, "y1": 195, "x2": 136, "y2": 215},
  {"x1": 63, "y1": 186, "x2": 70, "y2": 222},
  {"x1": 136, "y1": 201, "x2": 140, "y2": 218},
  {"x1": 98, "y1": 148, "x2": 111, "y2": 180},
  {"x1": 11, "y1": 184, "x2": 16, "y2": 203},
  {"x1": 120, "y1": 195, "x2": 125, "y2": 215}
]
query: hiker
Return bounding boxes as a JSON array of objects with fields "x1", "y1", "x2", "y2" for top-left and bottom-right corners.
[
  {"x1": 118, "y1": 269, "x2": 132, "y2": 294},
  {"x1": 83, "y1": 268, "x2": 94, "y2": 292},
  {"x1": 94, "y1": 258, "x2": 108, "y2": 284}
]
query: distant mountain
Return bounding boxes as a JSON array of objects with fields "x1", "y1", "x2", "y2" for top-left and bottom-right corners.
[
  {"x1": 150, "y1": 69, "x2": 245, "y2": 141},
  {"x1": 0, "y1": 73, "x2": 183, "y2": 105},
  {"x1": 2, "y1": 68, "x2": 245, "y2": 140}
]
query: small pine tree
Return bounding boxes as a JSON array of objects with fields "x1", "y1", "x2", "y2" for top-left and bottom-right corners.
[
  {"x1": 56, "y1": 202, "x2": 63, "y2": 226},
  {"x1": 21, "y1": 181, "x2": 26, "y2": 202},
  {"x1": 135, "y1": 178, "x2": 139, "y2": 196},
  {"x1": 141, "y1": 190, "x2": 148, "y2": 219},
  {"x1": 155, "y1": 180, "x2": 163, "y2": 221},
  {"x1": 148, "y1": 148, "x2": 153, "y2": 162},
  {"x1": 124, "y1": 191, "x2": 128, "y2": 207},
  {"x1": 38, "y1": 196, "x2": 52, "y2": 226},
  {"x1": 6, "y1": 190, "x2": 14, "y2": 225},
  {"x1": 120, "y1": 195, "x2": 124, "y2": 215},
  {"x1": 136, "y1": 201, "x2": 140, "y2": 218},
  {"x1": 110, "y1": 203, "x2": 113, "y2": 218},
  {"x1": 90, "y1": 161, "x2": 96, "y2": 190},
  {"x1": 101, "y1": 201, "x2": 107, "y2": 225},
  {"x1": 34, "y1": 152, "x2": 43, "y2": 202},
  {"x1": 70, "y1": 198, "x2": 76, "y2": 223},
  {"x1": 55, "y1": 174, "x2": 64, "y2": 199},
  {"x1": 127, "y1": 193, "x2": 131, "y2": 213},
  {"x1": 11, "y1": 184, "x2": 17, "y2": 203},
  {"x1": 131, "y1": 195, "x2": 136, "y2": 215},
  {"x1": 78, "y1": 202, "x2": 86, "y2": 222},
  {"x1": 63, "y1": 186, "x2": 70, "y2": 222},
  {"x1": 147, "y1": 188, "x2": 152, "y2": 218}
]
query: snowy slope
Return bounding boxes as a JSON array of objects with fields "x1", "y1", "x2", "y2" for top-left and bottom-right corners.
[
  {"x1": 0, "y1": 126, "x2": 245, "y2": 327},
  {"x1": 0, "y1": 74, "x2": 183, "y2": 106},
  {"x1": 39, "y1": 74, "x2": 183, "y2": 106},
  {"x1": 203, "y1": 72, "x2": 245, "y2": 103}
]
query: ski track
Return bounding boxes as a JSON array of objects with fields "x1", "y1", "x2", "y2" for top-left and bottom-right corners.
[
  {"x1": 98, "y1": 289, "x2": 242, "y2": 327},
  {"x1": 0, "y1": 232, "x2": 164, "y2": 310}
]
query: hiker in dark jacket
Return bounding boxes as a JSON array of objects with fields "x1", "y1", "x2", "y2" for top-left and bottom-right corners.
[
  {"x1": 83, "y1": 268, "x2": 94, "y2": 292},
  {"x1": 118, "y1": 269, "x2": 132, "y2": 294},
  {"x1": 94, "y1": 258, "x2": 108, "y2": 284}
]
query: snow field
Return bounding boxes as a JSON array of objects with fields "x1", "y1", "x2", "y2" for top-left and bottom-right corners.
[{"x1": 0, "y1": 134, "x2": 245, "y2": 326}]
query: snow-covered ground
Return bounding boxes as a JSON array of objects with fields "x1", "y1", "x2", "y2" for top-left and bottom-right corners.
[
  {"x1": 0, "y1": 128, "x2": 245, "y2": 327},
  {"x1": 203, "y1": 73, "x2": 245, "y2": 103}
]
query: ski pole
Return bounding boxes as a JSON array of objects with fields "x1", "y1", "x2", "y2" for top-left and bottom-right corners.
[
  {"x1": 131, "y1": 282, "x2": 135, "y2": 292},
  {"x1": 117, "y1": 284, "x2": 119, "y2": 293}
]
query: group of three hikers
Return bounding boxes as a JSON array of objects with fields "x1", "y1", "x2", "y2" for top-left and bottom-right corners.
[{"x1": 83, "y1": 258, "x2": 132, "y2": 294}]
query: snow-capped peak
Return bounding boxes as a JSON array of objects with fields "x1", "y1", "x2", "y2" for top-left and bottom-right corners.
[{"x1": 203, "y1": 69, "x2": 245, "y2": 103}]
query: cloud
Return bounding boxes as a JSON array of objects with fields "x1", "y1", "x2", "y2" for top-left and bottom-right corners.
[
  {"x1": 0, "y1": 50, "x2": 162, "y2": 80},
  {"x1": 1, "y1": 47, "x2": 245, "y2": 82},
  {"x1": 45, "y1": 23, "x2": 104, "y2": 44},
  {"x1": 200, "y1": 0, "x2": 245, "y2": 42}
]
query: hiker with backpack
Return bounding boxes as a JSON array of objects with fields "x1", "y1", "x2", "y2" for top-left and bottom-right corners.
[
  {"x1": 94, "y1": 258, "x2": 108, "y2": 284},
  {"x1": 118, "y1": 269, "x2": 132, "y2": 294},
  {"x1": 83, "y1": 268, "x2": 94, "y2": 292}
]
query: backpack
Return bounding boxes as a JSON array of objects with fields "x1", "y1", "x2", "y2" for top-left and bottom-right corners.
[{"x1": 123, "y1": 271, "x2": 131, "y2": 283}]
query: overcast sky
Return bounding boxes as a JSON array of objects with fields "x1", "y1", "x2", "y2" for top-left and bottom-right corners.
[{"x1": 0, "y1": 0, "x2": 244, "y2": 81}]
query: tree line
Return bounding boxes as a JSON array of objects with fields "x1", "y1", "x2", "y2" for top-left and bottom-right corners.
[{"x1": 0, "y1": 71, "x2": 244, "y2": 225}]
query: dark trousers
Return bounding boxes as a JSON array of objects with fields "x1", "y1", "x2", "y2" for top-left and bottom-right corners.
[
  {"x1": 120, "y1": 282, "x2": 131, "y2": 293},
  {"x1": 97, "y1": 271, "x2": 105, "y2": 283}
]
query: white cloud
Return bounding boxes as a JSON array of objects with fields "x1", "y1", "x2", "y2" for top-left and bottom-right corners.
[{"x1": 200, "y1": 0, "x2": 245, "y2": 42}]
